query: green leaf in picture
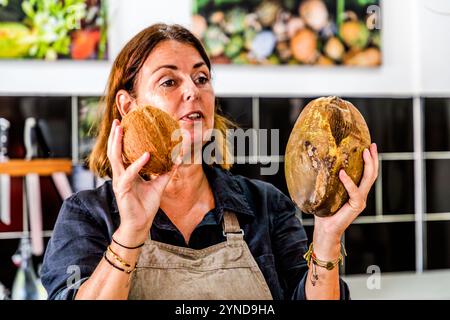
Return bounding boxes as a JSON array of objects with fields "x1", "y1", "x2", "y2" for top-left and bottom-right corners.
[
  {"x1": 214, "y1": 0, "x2": 241, "y2": 6},
  {"x1": 0, "y1": 0, "x2": 9, "y2": 7},
  {"x1": 336, "y1": 0, "x2": 345, "y2": 29},
  {"x1": 45, "y1": 47, "x2": 57, "y2": 60},
  {"x1": 356, "y1": 0, "x2": 378, "y2": 6},
  {"x1": 224, "y1": 34, "x2": 243, "y2": 58},
  {"x1": 97, "y1": 0, "x2": 107, "y2": 60},
  {"x1": 21, "y1": 1, "x2": 35, "y2": 18},
  {"x1": 21, "y1": 0, "x2": 88, "y2": 59},
  {"x1": 194, "y1": 0, "x2": 210, "y2": 13},
  {"x1": 284, "y1": 0, "x2": 296, "y2": 11}
]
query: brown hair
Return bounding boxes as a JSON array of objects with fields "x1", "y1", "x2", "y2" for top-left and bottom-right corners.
[{"x1": 88, "y1": 23, "x2": 235, "y2": 178}]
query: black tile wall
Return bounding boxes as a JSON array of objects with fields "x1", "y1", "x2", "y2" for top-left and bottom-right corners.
[
  {"x1": 424, "y1": 98, "x2": 450, "y2": 152},
  {"x1": 426, "y1": 221, "x2": 450, "y2": 270},
  {"x1": 230, "y1": 161, "x2": 288, "y2": 197},
  {"x1": 344, "y1": 222, "x2": 416, "y2": 274},
  {"x1": 426, "y1": 159, "x2": 450, "y2": 213},
  {"x1": 216, "y1": 97, "x2": 253, "y2": 157},
  {"x1": 259, "y1": 97, "x2": 307, "y2": 155},
  {"x1": 216, "y1": 97, "x2": 253, "y2": 130},
  {"x1": 344, "y1": 98, "x2": 414, "y2": 153},
  {"x1": 382, "y1": 160, "x2": 415, "y2": 214}
]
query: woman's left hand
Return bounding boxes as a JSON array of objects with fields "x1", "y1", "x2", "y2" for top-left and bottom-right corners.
[{"x1": 313, "y1": 143, "x2": 379, "y2": 253}]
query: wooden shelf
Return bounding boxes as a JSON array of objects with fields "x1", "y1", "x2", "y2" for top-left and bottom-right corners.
[{"x1": 0, "y1": 159, "x2": 72, "y2": 176}]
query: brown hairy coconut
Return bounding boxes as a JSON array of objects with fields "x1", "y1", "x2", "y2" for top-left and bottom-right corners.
[
  {"x1": 121, "y1": 105, "x2": 182, "y2": 178},
  {"x1": 285, "y1": 96, "x2": 371, "y2": 217}
]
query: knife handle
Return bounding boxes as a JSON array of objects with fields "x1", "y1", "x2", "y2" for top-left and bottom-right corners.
[
  {"x1": 0, "y1": 118, "x2": 11, "y2": 226},
  {"x1": 0, "y1": 118, "x2": 10, "y2": 161}
]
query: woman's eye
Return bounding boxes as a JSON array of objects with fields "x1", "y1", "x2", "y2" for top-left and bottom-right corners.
[
  {"x1": 195, "y1": 76, "x2": 209, "y2": 85},
  {"x1": 161, "y1": 79, "x2": 175, "y2": 87}
]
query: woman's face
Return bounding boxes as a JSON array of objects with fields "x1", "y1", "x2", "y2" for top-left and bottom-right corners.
[{"x1": 126, "y1": 40, "x2": 215, "y2": 153}]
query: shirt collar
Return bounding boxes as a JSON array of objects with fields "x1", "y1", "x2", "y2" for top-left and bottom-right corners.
[
  {"x1": 203, "y1": 163, "x2": 254, "y2": 218},
  {"x1": 111, "y1": 164, "x2": 255, "y2": 230}
]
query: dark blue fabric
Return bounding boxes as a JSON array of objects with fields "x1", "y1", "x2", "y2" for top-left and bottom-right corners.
[{"x1": 41, "y1": 164, "x2": 350, "y2": 300}]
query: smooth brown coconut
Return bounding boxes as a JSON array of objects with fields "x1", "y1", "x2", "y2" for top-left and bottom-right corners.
[
  {"x1": 121, "y1": 105, "x2": 182, "y2": 179},
  {"x1": 285, "y1": 96, "x2": 371, "y2": 217}
]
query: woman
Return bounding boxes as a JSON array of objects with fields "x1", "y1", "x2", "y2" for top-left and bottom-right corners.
[{"x1": 41, "y1": 23, "x2": 378, "y2": 300}]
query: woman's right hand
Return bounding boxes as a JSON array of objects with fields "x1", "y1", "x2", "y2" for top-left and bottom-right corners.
[{"x1": 107, "y1": 119, "x2": 178, "y2": 246}]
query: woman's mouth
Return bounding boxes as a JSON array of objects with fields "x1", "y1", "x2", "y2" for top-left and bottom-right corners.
[{"x1": 179, "y1": 111, "x2": 204, "y2": 123}]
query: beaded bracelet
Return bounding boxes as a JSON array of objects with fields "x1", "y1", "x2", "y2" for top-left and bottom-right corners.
[{"x1": 303, "y1": 242, "x2": 347, "y2": 286}]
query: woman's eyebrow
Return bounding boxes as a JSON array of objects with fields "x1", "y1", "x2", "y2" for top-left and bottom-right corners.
[
  {"x1": 152, "y1": 62, "x2": 206, "y2": 74},
  {"x1": 193, "y1": 62, "x2": 206, "y2": 69},
  {"x1": 152, "y1": 64, "x2": 177, "y2": 73}
]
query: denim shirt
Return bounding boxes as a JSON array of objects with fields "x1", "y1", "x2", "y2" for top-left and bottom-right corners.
[{"x1": 41, "y1": 164, "x2": 350, "y2": 300}]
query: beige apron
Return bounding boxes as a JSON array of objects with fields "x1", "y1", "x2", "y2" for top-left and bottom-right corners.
[{"x1": 128, "y1": 211, "x2": 273, "y2": 300}]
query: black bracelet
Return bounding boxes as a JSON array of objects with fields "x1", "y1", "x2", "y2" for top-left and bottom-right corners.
[
  {"x1": 103, "y1": 252, "x2": 136, "y2": 274},
  {"x1": 112, "y1": 236, "x2": 145, "y2": 249}
]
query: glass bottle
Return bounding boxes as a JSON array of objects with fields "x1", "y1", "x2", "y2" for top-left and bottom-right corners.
[{"x1": 11, "y1": 237, "x2": 45, "y2": 300}]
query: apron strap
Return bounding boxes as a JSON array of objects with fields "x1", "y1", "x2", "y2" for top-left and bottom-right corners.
[{"x1": 222, "y1": 211, "x2": 244, "y2": 240}]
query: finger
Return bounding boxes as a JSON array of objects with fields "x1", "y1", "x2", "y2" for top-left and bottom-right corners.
[
  {"x1": 370, "y1": 143, "x2": 379, "y2": 178},
  {"x1": 109, "y1": 124, "x2": 125, "y2": 176},
  {"x1": 339, "y1": 169, "x2": 366, "y2": 213},
  {"x1": 122, "y1": 152, "x2": 150, "y2": 183},
  {"x1": 359, "y1": 145, "x2": 378, "y2": 193},
  {"x1": 107, "y1": 120, "x2": 122, "y2": 176},
  {"x1": 107, "y1": 120, "x2": 118, "y2": 158},
  {"x1": 339, "y1": 169, "x2": 361, "y2": 199},
  {"x1": 359, "y1": 148, "x2": 374, "y2": 193}
]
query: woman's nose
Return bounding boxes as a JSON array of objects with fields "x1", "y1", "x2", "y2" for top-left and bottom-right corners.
[{"x1": 182, "y1": 79, "x2": 199, "y2": 102}]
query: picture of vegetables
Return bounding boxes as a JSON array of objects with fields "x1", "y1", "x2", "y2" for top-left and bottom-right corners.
[
  {"x1": 192, "y1": 0, "x2": 381, "y2": 66},
  {"x1": 0, "y1": 0, "x2": 107, "y2": 60},
  {"x1": 21, "y1": 0, "x2": 87, "y2": 59},
  {"x1": 0, "y1": 22, "x2": 32, "y2": 58}
]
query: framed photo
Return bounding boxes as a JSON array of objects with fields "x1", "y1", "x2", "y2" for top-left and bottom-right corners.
[
  {"x1": 0, "y1": 0, "x2": 107, "y2": 60},
  {"x1": 192, "y1": 0, "x2": 381, "y2": 66}
]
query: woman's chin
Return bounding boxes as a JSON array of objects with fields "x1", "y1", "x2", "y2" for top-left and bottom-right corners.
[{"x1": 178, "y1": 139, "x2": 203, "y2": 165}]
